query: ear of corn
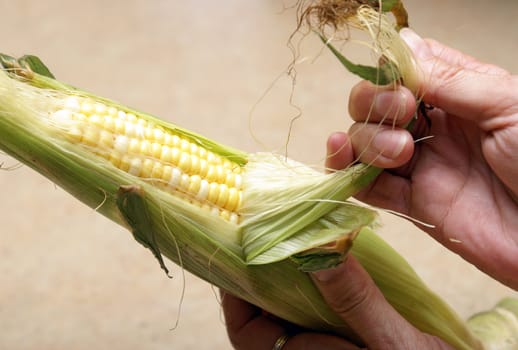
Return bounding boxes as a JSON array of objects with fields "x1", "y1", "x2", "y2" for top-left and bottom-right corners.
[{"x1": 0, "y1": 53, "x2": 486, "y2": 349}]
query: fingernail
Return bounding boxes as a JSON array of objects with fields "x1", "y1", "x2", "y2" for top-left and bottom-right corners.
[
  {"x1": 372, "y1": 129, "x2": 407, "y2": 160},
  {"x1": 374, "y1": 90, "x2": 406, "y2": 120},
  {"x1": 400, "y1": 28, "x2": 432, "y2": 61},
  {"x1": 312, "y1": 266, "x2": 341, "y2": 283}
]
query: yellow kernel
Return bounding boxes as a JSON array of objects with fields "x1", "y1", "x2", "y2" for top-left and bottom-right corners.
[
  {"x1": 225, "y1": 188, "x2": 240, "y2": 212},
  {"x1": 109, "y1": 152, "x2": 121, "y2": 167},
  {"x1": 168, "y1": 147, "x2": 179, "y2": 165},
  {"x1": 137, "y1": 118, "x2": 147, "y2": 127},
  {"x1": 180, "y1": 139, "x2": 190, "y2": 152},
  {"x1": 82, "y1": 127, "x2": 100, "y2": 147},
  {"x1": 171, "y1": 134, "x2": 181, "y2": 147},
  {"x1": 198, "y1": 147, "x2": 207, "y2": 160},
  {"x1": 160, "y1": 146, "x2": 172, "y2": 163},
  {"x1": 178, "y1": 152, "x2": 191, "y2": 173},
  {"x1": 144, "y1": 126, "x2": 154, "y2": 140},
  {"x1": 199, "y1": 159, "x2": 208, "y2": 177},
  {"x1": 222, "y1": 159, "x2": 233, "y2": 169},
  {"x1": 114, "y1": 118, "x2": 125, "y2": 134},
  {"x1": 233, "y1": 166, "x2": 242, "y2": 174},
  {"x1": 99, "y1": 130, "x2": 114, "y2": 149},
  {"x1": 163, "y1": 132, "x2": 172, "y2": 146},
  {"x1": 104, "y1": 116, "x2": 115, "y2": 133},
  {"x1": 67, "y1": 127, "x2": 82, "y2": 142},
  {"x1": 190, "y1": 155, "x2": 200, "y2": 174},
  {"x1": 206, "y1": 165, "x2": 216, "y2": 182},
  {"x1": 207, "y1": 182, "x2": 220, "y2": 203},
  {"x1": 215, "y1": 165, "x2": 226, "y2": 183},
  {"x1": 216, "y1": 184, "x2": 229, "y2": 208},
  {"x1": 140, "y1": 140, "x2": 152, "y2": 157},
  {"x1": 151, "y1": 143, "x2": 162, "y2": 158},
  {"x1": 89, "y1": 114, "x2": 103, "y2": 127},
  {"x1": 207, "y1": 151, "x2": 218, "y2": 164},
  {"x1": 151, "y1": 163, "x2": 164, "y2": 180},
  {"x1": 128, "y1": 138, "x2": 140, "y2": 154},
  {"x1": 107, "y1": 106, "x2": 118, "y2": 116},
  {"x1": 94, "y1": 103, "x2": 106, "y2": 115},
  {"x1": 162, "y1": 166, "x2": 172, "y2": 184},
  {"x1": 120, "y1": 155, "x2": 131, "y2": 172},
  {"x1": 81, "y1": 102, "x2": 93, "y2": 115},
  {"x1": 225, "y1": 172, "x2": 235, "y2": 188},
  {"x1": 188, "y1": 175, "x2": 201, "y2": 195},
  {"x1": 190, "y1": 143, "x2": 199, "y2": 155},
  {"x1": 141, "y1": 158, "x2": 154, "y2": 178}
]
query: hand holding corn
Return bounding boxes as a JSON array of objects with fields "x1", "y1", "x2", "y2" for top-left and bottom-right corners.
[
  {"x1": 222, "y1": 28, "x2": 518, "y2": 350},
  {"x1": 339, "y1": 28, "x2": 518, "y2": 290}
]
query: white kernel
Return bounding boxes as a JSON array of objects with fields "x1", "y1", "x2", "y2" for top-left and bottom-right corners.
[
  {"x1": 50, "y1": 109, "x2": 74, "y2": 127},
  {"x1": 128, "y1": 158, "x2": 142, "y2": 176},
  {"x1": 169, "y1": 167, "x2": 182, "y2": 187},
  {"x1": 89, "y1": 114, "x2": 103, "y2": 127},
  {"x1": 114, "y1": 135, "x2": 129, "y2": 153},
  {"x1": 126, "y1": 113, "x2": 137, "y2": 122},
  {"x1": 107, "y1": 107, "x2": 118, "y2": 116},
  {"x1": 197, "y1": 180, "x2": 209, "y2": 201},
  {"x1": 94, "y1": 103, "x2": 106, "y2": 115},
  {"x1": 81, "y1": 102, "x2": 94, "y2": 115},
  {"x1": 117, "y1": 110, "x2": 127, "y2": 120},
  {"x1": 125, "y1": 122, "x2": 136, "y2": 137},
  {"x1": 180, "y1": 139, "x2": 190, "y2": 152},
  {"x1": 180, "y1": 173, "x2": 190, "y2": 190},
  {"x1": 153, "y1": 129, "x2": 164, "y2": 143},
  {"x1": 134, "y1": 124, "x2": 145, "y2": 138},
  {"x1": 64, "y1": 96, "x2": 81, "y2": 112},
  {"x1": 140, "y1": 140, "x2": 152, "y2": 156},
  {"x1": 128, "y1": 138, "x2": 140, "y2": 153}
]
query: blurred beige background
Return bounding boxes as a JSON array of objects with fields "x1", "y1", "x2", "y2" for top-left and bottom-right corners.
[{"x1": 1, "y1": 1, "x2": 517, "y2": 349}]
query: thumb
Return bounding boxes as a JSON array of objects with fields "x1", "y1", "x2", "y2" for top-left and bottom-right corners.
[
  {"x1": 311, "y1": 257, "x2": 448, "y2": 349},
  {"x1": 400, "y1": 28, "x2": 518, "y2": 128}
]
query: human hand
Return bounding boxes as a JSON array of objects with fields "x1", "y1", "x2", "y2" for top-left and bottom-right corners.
[
  {"x1": 221, "y1": 257, "x2": 451, "y2": 350},
  {"x1": 328, "y1": 28, "x2": 518, "y2": 289}
]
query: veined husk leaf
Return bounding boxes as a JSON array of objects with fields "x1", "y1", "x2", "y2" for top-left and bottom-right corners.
[{"x1": 0, "y1": 56, "x2": 482, "y2": 349}]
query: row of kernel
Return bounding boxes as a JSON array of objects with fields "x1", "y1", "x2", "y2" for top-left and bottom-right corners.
[{"x1": 107, "y1": 152, "x2": 242, "y2": 213}]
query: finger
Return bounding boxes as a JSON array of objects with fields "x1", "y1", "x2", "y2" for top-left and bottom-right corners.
[
  {"x1": 401, "y1": 28, "x2": 518, "y2": 129},
  {"x1": 285, "y1": 333, "x2": 361, "y2": 350},
  {"x1": 221, "y1": 291, "x2": 285, "y2": 350},
  {"x1": 349, "y1": 80, "x2": 416, "y2": 126},
  {"x1": 221, "y1": 291, "x2": 362, "y2": 350},
  {"x1": 326, "y1": 132, "x2": 355, "y2": 171},
  {"x1": 349, "y1": 123, "x2": 414, "y2": 168},
  {"x1": 311, "y1": 257, "x2": 448, "y2": 349}
]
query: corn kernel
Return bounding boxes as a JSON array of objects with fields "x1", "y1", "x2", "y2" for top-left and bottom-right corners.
[
  {"x1": 216, "y1": 184, "x2": 229, "y2": 208},
  {"x1": 188, "y1": 175, "x2": 201, "y2": 195},
  {"x1": 169, "y1": 167, "x2": 182, "y2": 187},
  {"x1": 178, "y1": 152, "x2": 191, "y2": 173},
  {"x1": 141, "y1": 158, "x2": 154, "y2": 178},
  {"x1": 207, "y1": 182, "x2": 220, "y2": 203},
  {"x1": 128, "y1": 157, "x2": 142, "y2": 176},
  {"x1": 151, "y1": 163, "x2": 164, "y2": 180},
  {"x1": 197, "y1": 179, "x2": 210, "y2": 201},
  {"x1": 151, "y1": 143, "x2": 162, "y2": 159},
  {"x1": 128, "y1": 138, "x2": 140, "y2": 154}
]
